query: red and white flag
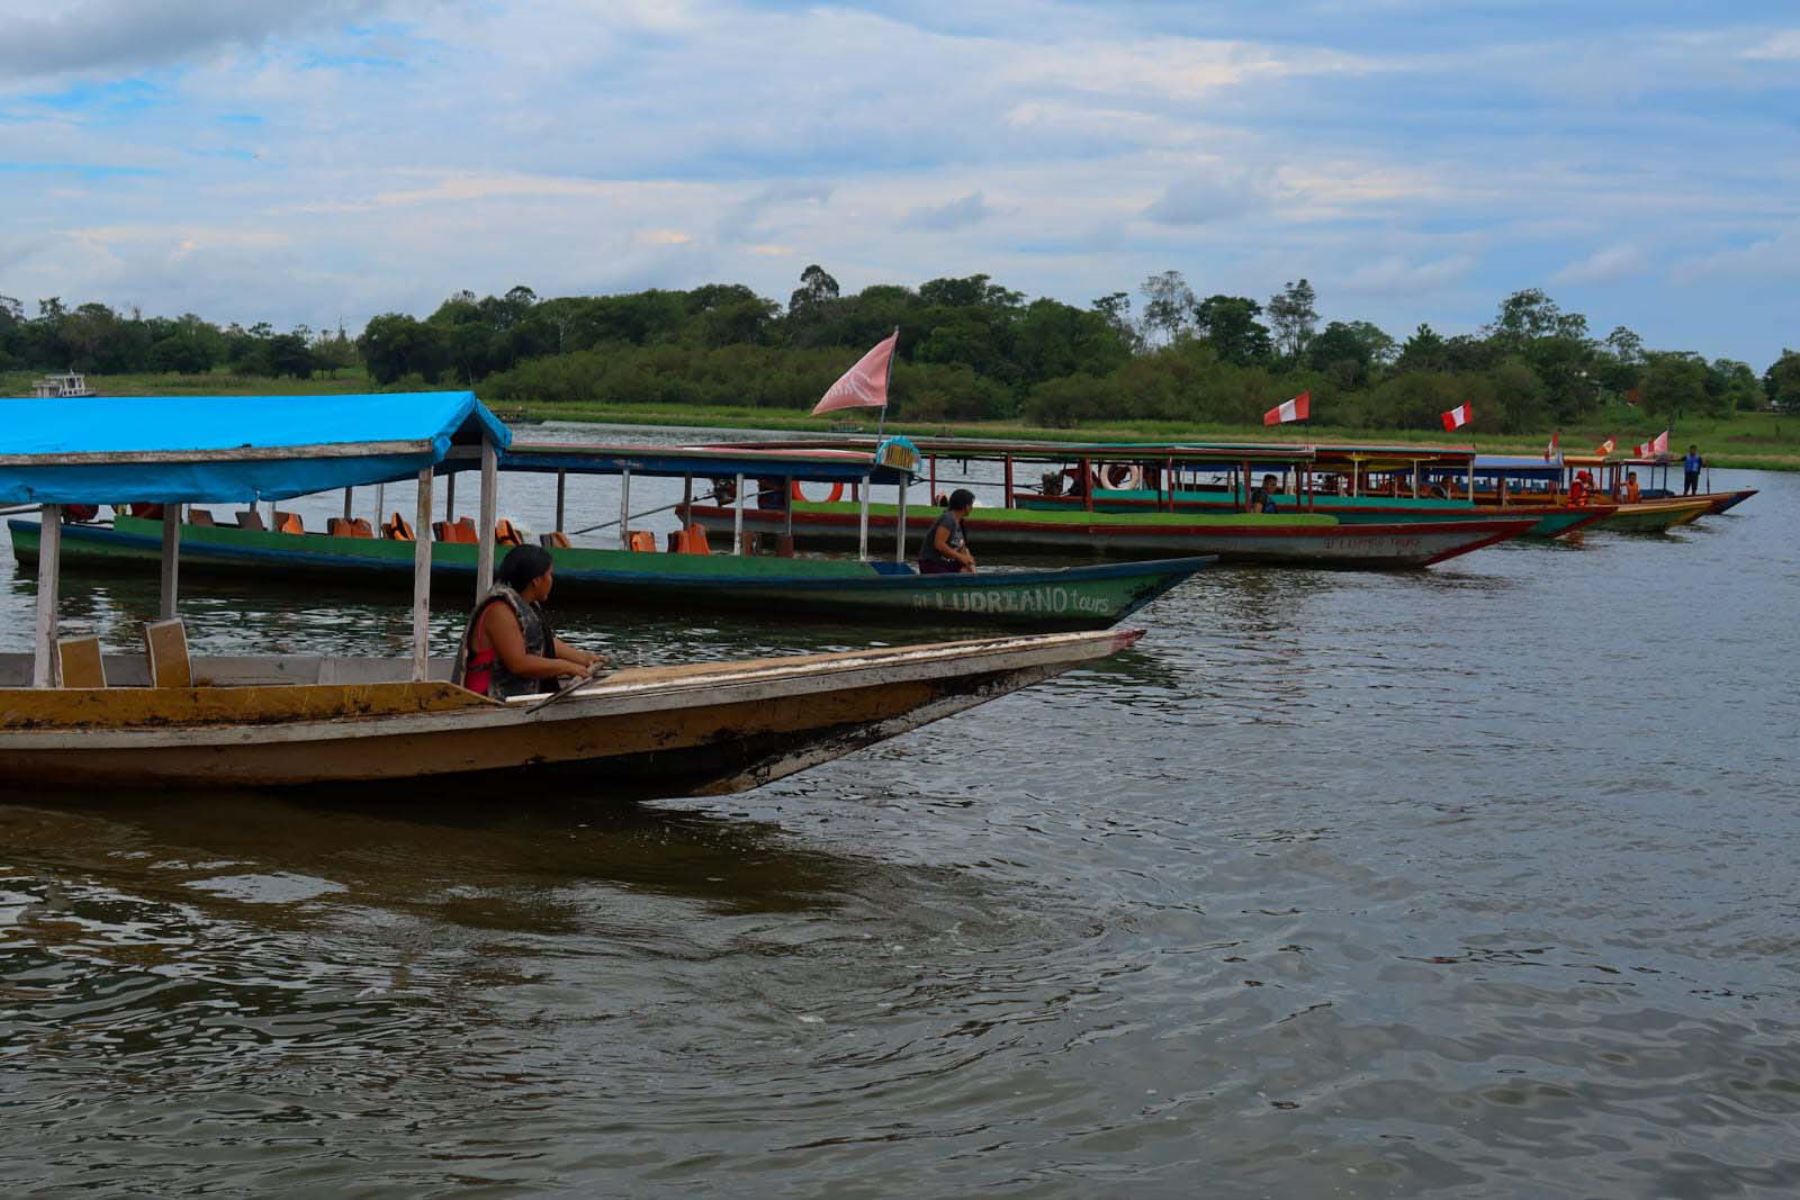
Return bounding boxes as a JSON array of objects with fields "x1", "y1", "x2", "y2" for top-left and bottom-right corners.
[
  {"x1": 1595, "y1": 436, "x2": 1616, "y2": 456},
  {"x1": 1262, "y1": 391, "x2": 1311, "y2": 426},
  {"x1": 1545, "y1": 431, "x2": 1560, "y2": 462},
  {"x1": 1633, "y1": 430, "x2": 1670, "y2": 457},
  {"x1": 1440, "y1": 402, "x2": 1473, "y2": 432},
  {"x1": 812, "y1": 330, "x2": 898, "y2": 415}
]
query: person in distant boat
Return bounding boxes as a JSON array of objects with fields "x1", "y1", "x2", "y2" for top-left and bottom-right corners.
[
  {"x1": 1625, "y1": 471, "x2": 1642, "y2": 504},
  {"x1": 1249, "y1": 474, "x2": 1281, "y2": 514},
  {"x1": 1683, "y1": 445, "x2": 1704, "y2": 496},
  {"x1": 454, "y1": 545, "x2": 607, "y2": 700},
  {"x1": 1569, "y1": 471, "x2": 1592, "y2": 507},
  {"x1": 919, "y1": 488, "x2": 977, "y2": 574}
]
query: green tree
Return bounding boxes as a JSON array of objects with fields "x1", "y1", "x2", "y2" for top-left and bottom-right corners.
[
  {"x1": 1762, "y1": 350, "x2": 1800, "y2": 412},
  {"x1": 1192, "y1": 295, "x2": 1271, "y2": 367},
  {"x1": 1394, "y1": 323, "x2": 1448, "y2": 373},
  {"x1": 1138, "y1": 270, "x2": 1195, "y2": 345},
  {"x1": 1266, "y1": 278, "x2": 1318, "y2": 360},
  {"x1": 1639, "y1": 351, "x2": 1708, "y2": 420}
]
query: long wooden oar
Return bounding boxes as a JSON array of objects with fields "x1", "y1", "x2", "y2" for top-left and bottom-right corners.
[{"x1": 527, "y1": 666, "x2": 612, "y2": 714}]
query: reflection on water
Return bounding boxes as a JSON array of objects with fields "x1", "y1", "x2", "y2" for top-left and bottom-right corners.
[{"x1": 3, "y1": 441, "x2": 1798, "y2": 1197}]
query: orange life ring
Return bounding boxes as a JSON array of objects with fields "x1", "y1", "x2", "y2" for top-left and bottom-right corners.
[{"x1": 790, "y1": 480, "x2": 845, "y2": 504}]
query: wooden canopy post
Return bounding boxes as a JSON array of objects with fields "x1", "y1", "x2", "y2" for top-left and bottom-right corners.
[
  {"x1": 342, "y1": 488, "x2": 353, "y2": 521},
  {"x1": 412, "y1": 467, "x2": 433, "y2": 682},
  {"x1": 928, "y1": 456, "x2": 937, "y2": 502},
  {"x1": 32, "y1": 504, "x2": 61, "y2": 688},
  {"x1": 445, "y1": 473, "x2": 456, "y2": 522},
  {"x1": 894, "y1": 475, "x2": 909, "y2": 564},
  {"x1": 1081, "y1": 457, "x2": 1093, "y2": 512},
  {"x1": 374, "y1": 483, "x2": 385, "y2": 529},
  {"x1": 1003, "y1": 454, "x2": 1014, "y2": 508},
  {"x1": 1467, "y1": 461, "x2": 1475, "y2": 501},
  {"x1": 784, "y1": 477, "x2": 795, "y2": 540},
  {"x1": 554, "y1": 470, "x2": 567, "y2": 534},
  {"x1": 733, "y1": 472, "x2": 746, "y2": 555},
  {"x1": 619, "y1": 467, "x2": 632, "y2": 551},
  {"x1": 858, "y1": 473, "x2": 871, "y2": 560},
  {"x1": 159, "y1": 505, "x2": 181, "y2": 620},
  {"x1": 477, "y1": 437, "x2": 498, "y2": 598}
]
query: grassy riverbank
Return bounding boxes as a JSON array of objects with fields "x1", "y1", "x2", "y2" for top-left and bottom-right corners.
[{"x1": 10, "y1": 371, "x2": 1795, "y2": 470}]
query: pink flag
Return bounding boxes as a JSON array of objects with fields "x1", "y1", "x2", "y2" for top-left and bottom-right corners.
[
  {"x1": 1262, "y1": 391, "x2": 1311, "y2": 426},
  {"x1": 1440, "y1": 402, "x2": 1473, "y2": 432},
  {"x1": 1633, "y1": 430, "x2": 1670, "y2": 457},
  {"x1": 1545, "y1": 431, "x2": 1560, "y2": 462},
  {"x1": 812, "y1": 331, "x2": 898, "y2": 415}
]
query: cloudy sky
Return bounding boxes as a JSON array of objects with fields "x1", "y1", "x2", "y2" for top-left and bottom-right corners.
[{"x1": 2, "y1": 0, "x2": 1796, "y2": 365}]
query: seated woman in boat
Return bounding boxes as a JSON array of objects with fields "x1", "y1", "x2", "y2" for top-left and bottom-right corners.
[
  {"x1": 919, "y1": 489, "x2": 977, "y2": 575},
  {"x1": 454, "y1": 545, "x2": 608, "y2": 700}
]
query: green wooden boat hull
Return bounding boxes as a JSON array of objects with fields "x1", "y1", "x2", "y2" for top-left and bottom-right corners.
[
  {"x1": 684, "y1": 501, "x2": 1538, "y2": 568},
  {"x1": 8, "y1": 517, "x2": 1210, "y2": 630}
]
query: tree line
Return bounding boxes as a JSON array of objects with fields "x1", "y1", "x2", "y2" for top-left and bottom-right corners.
[{"x1": 5, "y1": 274, "x2": 1798, "y2": 430}]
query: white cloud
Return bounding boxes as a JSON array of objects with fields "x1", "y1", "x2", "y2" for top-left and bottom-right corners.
[
  {"x1": 901, "y1": 192, "x2": 996, "y2": 232},
  {"x1": 0, "y1": 0, "x2": 382, "y2": 81},
  {"x1": 1742, "y1": 30, "x2": 1800, "y2": 61},
  {"x1": 1344, "y1": 254, "x2": 1478, "y2": 293},
  {"x1": 1672, "y1": 225, "x2": 1800, "y2": 284},
  {"x1": 1144, "y1": 168, "x2": 1269, "y2": 225},
  {"x1": 1552, "y1": 244, "x2": 1650, "y2": 285}
]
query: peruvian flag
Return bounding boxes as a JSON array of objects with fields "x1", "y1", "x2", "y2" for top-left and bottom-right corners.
[
  {"x1": 1440, "y1": 402, "x2": 1473, "y2": 432},
  {"x1": 1634, "y1": 430, "x2": 1670, "y2": 457},
  {"x1": 812, "y1": 329, "x2": 898, "y2": 415},
  {"x1": 1595, "y1": 436, "x2": 1617, "y2": 456},
  {"x1": 1263, "y1": 391, "x2": 1311, "y2": 426},
  {"x1": 1545, "y1": 431, "x2": 1561, "y2": 462}
]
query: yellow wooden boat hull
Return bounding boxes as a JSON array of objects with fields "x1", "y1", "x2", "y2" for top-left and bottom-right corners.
[{"x1": 0, "y1": 632, "x2": 1135, "y2": 795}]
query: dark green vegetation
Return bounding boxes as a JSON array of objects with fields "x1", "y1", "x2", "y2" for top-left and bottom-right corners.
[{"x1": 5, "y1": 272, "x2": 1798, "y2": 442}]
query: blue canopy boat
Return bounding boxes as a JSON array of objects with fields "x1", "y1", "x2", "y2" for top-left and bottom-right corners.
[{"x1": 0, "y1": 392, "x2": 1143, "y2": 793}]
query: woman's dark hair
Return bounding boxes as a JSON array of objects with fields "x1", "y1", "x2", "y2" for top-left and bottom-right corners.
[
  {"x1": 946, "y1": 488, "x2": 976, "y2": 512},
  {"x1": 497, "y1": 544, "x2": 554, "y2": 592}
]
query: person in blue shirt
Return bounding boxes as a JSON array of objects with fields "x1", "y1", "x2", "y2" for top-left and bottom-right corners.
[
  {"x1": 1248, "y1": 474, "x2": 1281, "y2": 513},
  {"x1": 1683, "y1": 445, "x2": 1704, "y2": 496}
]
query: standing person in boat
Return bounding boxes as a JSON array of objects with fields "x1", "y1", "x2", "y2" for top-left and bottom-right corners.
[
  {"x1": 1683, "y1": 444, "x2": 1704, "y2": 496},
  {"x1": 919, "y1": 488, "x2": 977, "y2": 575},
  {"x1": 454, "y1": 545, "x2": 607, "y2": 699}
]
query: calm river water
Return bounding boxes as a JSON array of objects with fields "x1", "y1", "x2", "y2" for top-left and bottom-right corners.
[{"x1": 2, "y1": 427, "x2": 1796, "y2": 1198}]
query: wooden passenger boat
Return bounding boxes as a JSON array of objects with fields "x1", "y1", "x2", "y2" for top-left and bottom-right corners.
[
  {"x1": 0, "y1": 393, "x2": 1144, "y2": 796},
  {"x1": 1467, "y1": 455, "x2": 1714, "y2": 533},
  {"x1": 0, "y1": 632, "x2": 1133, "y2": 793},
  {"x1": 681, "y1": 500, "x2": 1539, "y2": 568},
  {"x1": 8, "y1": 515, "x2": 1206, "y2": 630}
]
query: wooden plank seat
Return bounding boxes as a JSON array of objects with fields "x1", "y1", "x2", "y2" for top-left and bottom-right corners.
[
  {"x1": 188, "y1": 508, "x2": 216, "y2": 527},
  {"x1": 57, "y1": 636, "x2": 106, "y2": 688},
  {"x1": 327, "y1": 517, "x2": 376, "y2": 538},
  {"x1": 143, "y1": 618, "x2": 192, "y2": 689},
  {"x1": 273, "y1": 511, "x2": 304, "y2": 535},
  {"x1": 237, "y1": 509, "x2": 266, "y2": 531}
]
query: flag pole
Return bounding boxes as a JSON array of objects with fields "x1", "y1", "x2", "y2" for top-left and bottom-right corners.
[{"x1": 874, "y1": 325, "x2": 898, "y2": 442}]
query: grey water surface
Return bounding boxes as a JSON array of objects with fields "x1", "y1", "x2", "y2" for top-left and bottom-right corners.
[{"x1": 1, "y1": 431, "x2": 1796, "y2": 1198}]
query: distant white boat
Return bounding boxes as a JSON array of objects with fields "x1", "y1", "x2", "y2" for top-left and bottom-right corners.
[{"x1": 29, "y1": 372, "x2": 96, "y2": 399}]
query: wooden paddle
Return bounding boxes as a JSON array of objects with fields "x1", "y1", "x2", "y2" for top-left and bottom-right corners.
[{"x1": 527, "y1": 664, "x2": 613, "y2": 713}]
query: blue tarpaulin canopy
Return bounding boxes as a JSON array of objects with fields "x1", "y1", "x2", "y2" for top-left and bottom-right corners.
[{"x1": 0, "y1": 392, "x2": 511, "y2": 505}]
